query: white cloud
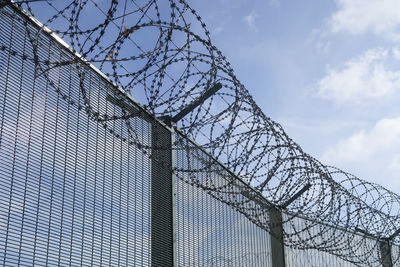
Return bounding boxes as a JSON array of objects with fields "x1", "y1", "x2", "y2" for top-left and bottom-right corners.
[
  {"x1": 393, "y1": 47, "x2": 400, "y2": 60},
  {"x1": 389, "y1": 153, "x2": 400, "y2": 169},
  {"x1": 213, "y1": 24, "x2": 224, "y2": 34},
  {"x1": 242, "y1": 11, "x2": 258, "y2": 32},
  {"x1": 321, "y1": 117, "x2": 400, "y2": 164},
  {"x1": 318, "y1": 48, "x2": 400, "y2": 103},
  {"x1": 330, "y1": 0, "x2": 400, "y2": 39},
  {"x1": 268, "y1": 0, "x2": 280, "y2": 8}
]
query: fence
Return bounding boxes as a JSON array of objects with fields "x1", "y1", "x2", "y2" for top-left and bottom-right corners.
[{"x1": 0, "y1": 1, "x2": 399, "y2": 266}]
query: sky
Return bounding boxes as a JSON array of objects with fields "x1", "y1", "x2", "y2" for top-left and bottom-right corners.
[{"x1": 188, "y1": 0, "x2": 400, "y2": 193}]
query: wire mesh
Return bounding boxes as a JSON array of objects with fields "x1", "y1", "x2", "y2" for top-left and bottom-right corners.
[
  {"x1": 175, "y1": 132, "x2": 273, "y2": 266},
  {"x1": 283, "y1": 213, "x2": 383, "y2": 266},
  {"x1": 0, "y1": 4, "x2": 154, "y2": 265}
]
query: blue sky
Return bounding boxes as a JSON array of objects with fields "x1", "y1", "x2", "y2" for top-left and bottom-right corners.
[{"x1": 188, "y1": 0, "x2": 400, "y2": 193}]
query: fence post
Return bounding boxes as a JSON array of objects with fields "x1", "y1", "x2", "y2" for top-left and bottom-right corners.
[
  {"x1": 269, "y1": 207, "x2": 286, "y2": 267},
  {"x1": 268, "y1": 184, "x2": 311, "y2": 267},
  {"x1": 379, "y1": 239, "x2": 393, "y2": 267},
  {"x1": 151, "y1": 122, "x2": 176, "y2": 267}
]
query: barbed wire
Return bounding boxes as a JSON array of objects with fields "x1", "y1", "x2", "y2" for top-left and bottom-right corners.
[{"x1": 4, "y1": 0, "x2": 400, "y2": 265}]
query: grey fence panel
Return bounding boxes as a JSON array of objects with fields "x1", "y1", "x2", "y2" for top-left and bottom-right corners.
[
  {"x1": 283, "y1": 213, "x2": 388, "y2": 267},
  {"x1": 174, "y1": 132, "x2": 273, "y2": 267},
  {"x1": 0, "y1": 5, "x2": 154, "y2": 266},
  {"x1": 285, "y1": 247, "x2": 357, "y2": 267}
]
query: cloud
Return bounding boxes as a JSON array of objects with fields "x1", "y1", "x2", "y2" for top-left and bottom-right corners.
[
  {"x1": 268, "y1": 0, "x2": 280, "y2": 8},
  {"x1": 242, "y1": 11, "x2": 258, "y2": 32},
  {"x1": 389, "y1": 153, "x2": 400, "y2": 169},
  {"x1": 321, "y1": 117, "x2": 400, "y2": 164},
  {"x1": 213, "y1": 25, "x2": 224, "y2": 34},
  {"x1": 330, "y1": 0, "x2": 400, "y2": 39},
  {"x1": 318, "y1": 48, "x2": 400, "y2": 103}
]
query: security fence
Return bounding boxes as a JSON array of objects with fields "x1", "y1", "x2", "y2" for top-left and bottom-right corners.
[{"x1": 1, "y1": 1, "x2": 400, "y2": 266}]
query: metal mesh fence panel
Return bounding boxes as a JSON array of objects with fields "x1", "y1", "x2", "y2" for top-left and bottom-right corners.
[
  {"x1": 0, "y1": 5, "x2": 154, "y2": 266},
  {"x1": 174, "y1": 132, "x2": 273, "y2": 267},
  {"x1": 283, "y1": 213, "x2": 383, "y2": 266}
]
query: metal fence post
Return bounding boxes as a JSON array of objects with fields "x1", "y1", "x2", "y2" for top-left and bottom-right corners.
[
  {"x1": 269, "y1": 207, "x2": 286, "y2": 267},
  {"x1": 380, "y1": 239, "x2": 393, "y2": 267},
  {"x1": 151, "y1": 122, "x2": 176, "y2": 267},
  {"x1": 149, "y1": 83, "x2": 221, "y2": 266},
  {"x1": 268, "y1": 184, "x2": 311, "y2": 267}
]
